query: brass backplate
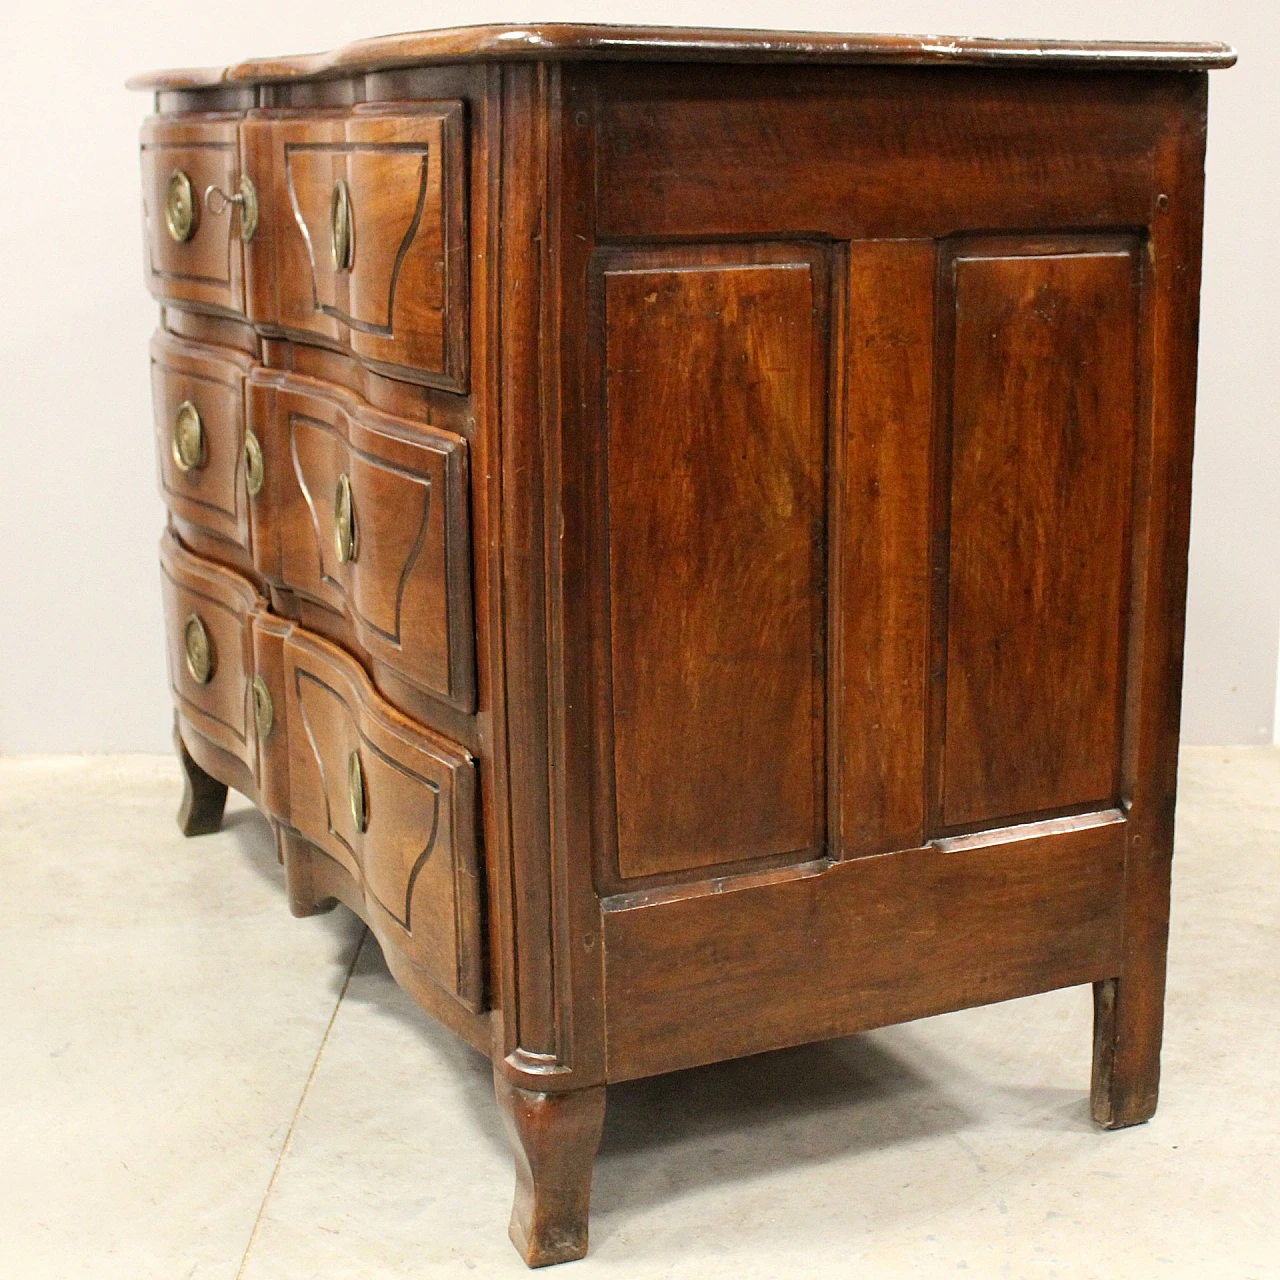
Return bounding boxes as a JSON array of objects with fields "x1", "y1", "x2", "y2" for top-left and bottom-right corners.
[
  {"x1": 330, "y1": 178, "x2": 353, "y2": 271},
  {"x1": 243, "y1": 429, "x2": 264, "y2": 496},
  {"x1": 334, "y1": 472, "x2": 356, "y2": 563},
  {"x1": 165, "y1": 169, "x2": 195, "y2": 242},
  {"x1": 348, "y1": 749, "x2": 367, "y2": 833},
  {"x1": 252, "y1": 676, "x2": 274, "y2": 740},
  {"x1": 172, "y1": 401, "x2": 205, "y2": 472},
  {"x1": 183, "y1": 614, "x2": 214, "y2": 685}
]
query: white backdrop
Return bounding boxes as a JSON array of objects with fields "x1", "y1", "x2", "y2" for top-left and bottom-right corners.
[{"x1": 0, "y1": 0, "x2": 1274, "y2": 752}]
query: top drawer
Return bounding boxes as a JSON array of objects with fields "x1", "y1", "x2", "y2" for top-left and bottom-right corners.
[
  {"x1": 242, "y1": 102, "x2": 468, "y2": 390},
  {"x1": 140, "y1": 115, "x2": 248, "y2": 316},
  {"x1": 140, "y1": 102, "x2": 469, "y2": 389}
]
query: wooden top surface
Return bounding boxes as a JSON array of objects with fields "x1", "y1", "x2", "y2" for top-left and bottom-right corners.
[{"x1": 128, "y1": 23, "x2": 1236, "y2": 91}]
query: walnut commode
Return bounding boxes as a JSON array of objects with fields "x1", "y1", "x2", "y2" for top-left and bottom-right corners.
[{"x1": 133, "y1": 24, "x2": 1233, "y2": 1267}]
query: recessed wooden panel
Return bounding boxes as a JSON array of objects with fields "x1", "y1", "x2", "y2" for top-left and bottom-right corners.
[
  {"x1": 283, "y1": 626, "x2": 483, "y2": 1009},
  {"x1": 940, "y1": 239, "x2": 1141, "y2": 829},
  {"x1": 242, "y1": 102, "x2": 468, "y2": 389},
  {"x1": 140, "y1": 115, "x2": 245, "y2": 315},
  {"x1": 600, "y1": 250, "x2": 826, "y2": 881},
  {"x1": 247, "y1": 370, "x2": 474, "y2": 710}
]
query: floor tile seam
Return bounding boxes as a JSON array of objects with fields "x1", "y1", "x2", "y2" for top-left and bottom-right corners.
[{"x1": 233, "y1": 925, "x2": 368, "y2": 1280}]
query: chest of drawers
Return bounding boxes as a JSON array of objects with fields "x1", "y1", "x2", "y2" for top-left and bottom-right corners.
[{"x1": 133, "y1": 24, "x2": 1233, "y2": 1267}]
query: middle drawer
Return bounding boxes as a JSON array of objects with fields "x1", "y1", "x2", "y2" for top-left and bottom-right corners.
[{"x1": 248, "y1": 368, "x2": 475, "y2": 712}]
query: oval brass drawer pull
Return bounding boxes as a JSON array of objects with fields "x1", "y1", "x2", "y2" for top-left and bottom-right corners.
[
  {"x1": 334, "y1": 472, "x2": 357, "y2": 563},
  {"x1": 330, "y1": 178, "x2": 354, "y2": 271},
  {"x1": 348, "y1": 748, "x2": 368, "y2": 833},
  {"x1": 252, "y1": 675, "x2": 274, "y2": 740},
  {"x1": 165, "y1": 169, "x2": 196, "y2": 242},
  {"x1": 172, "y1": 400, "x2": 206, "y2": 472},
  {"x1": 183, "y1": 613, "x2": 214, "y2": 685},
  {"x1": 204, "y1": 174, "x2": 259, "y2": 242},
  {"x1": 243, "y1": 429, "x2": 265, "y2": 496}
]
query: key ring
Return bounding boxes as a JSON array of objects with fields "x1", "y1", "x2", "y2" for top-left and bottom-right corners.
[{"x1": 202, "y1": 175, "x2": 258, "y2": 241}]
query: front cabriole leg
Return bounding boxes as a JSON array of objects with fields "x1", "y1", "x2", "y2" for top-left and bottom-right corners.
[{"x1": 494, "y1": 1066, "x2": 607, "y2": 1267}]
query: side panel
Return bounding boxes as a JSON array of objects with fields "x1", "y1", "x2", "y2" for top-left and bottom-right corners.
[
  {"x1": 938, "y1": 238, "x2": 1141, "y2": 829},
  {"x1": 541, "y1": 63, "x2": 1199, "y2": 1089},
  {"x1": 598, "y1": 248, "x2": 828, "y2": 881}
]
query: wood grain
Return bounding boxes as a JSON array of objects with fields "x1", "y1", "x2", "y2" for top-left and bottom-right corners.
[
  {"x1": 136, "y1": 36, "x2": 1229, "y2": 1267},
  {"x1": 939, "y1": 237, "x2": 1140, "y2": 829},
  {"x1": 247, "y1": 368, "x2": 475, "y2": 709},
  {"x1": 595, "y1": 65, "x2": 1180, "y2": 243},
  {"x1": 140, "y1": 114, "x2": 246, "y2": 316},
  {"x1": 127, "y1": 24, "x2": 1234, "y2": 91},
  {"x1": 1092, "y1": 76, "x2": 1211, "y2": 1131},
  {"x1": 837, "y1": 241, "x2": 934, "y2": 857},
  {"x1": 151, "y1": 329, "x2": 256, "y2": 556},
  {"x1": 603, "y1": 813, "x2": 1127, "y2": 1081},
  {"x1": 242, "y1": 101, "x2": 468, "y2": 390},
  {"x1": 598, "y1": 247, "x2": 827, "y2": 880},
  {"x1": 283, "y1": 623, "x2": 483, "y2": 1011}
]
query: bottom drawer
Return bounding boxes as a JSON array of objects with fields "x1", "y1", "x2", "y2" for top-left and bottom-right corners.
[
  {"x1": 280, "y1": 627, "x2": 483, "y2": 1012},
  {"x1": 160, "y1": 533, "x2": 261, "y2": 773}
]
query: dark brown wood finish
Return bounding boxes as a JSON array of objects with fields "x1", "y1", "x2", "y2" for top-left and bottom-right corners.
[
  {"x1": 128, "y1": 24, "x2": 1234, "y2": 91},
  {"x1": 836, "y1": 241, "x2": 932, "y2": 858},
  {"x1": 1092, "y1": 76, "x2": 1212, "y2": 1131},
  {"x1": 595, "y1": 243, "x2": 829, "y2": 882},
  {"x1": 280, "y1": 623, "x2": 483, "y2": 1010},
  {"x1": 493, "y1": 1069, "x2": 607, "y2": 1268},
  {"x1": 246, "y1": 368, "x2": 475, "y2": 709},
  {"x1": 137, "y1": 28, "x2": 1229, "y2": 1267},
  {"x1": 603, "y1": 812, "x2": 1127, "y2": 1081},
  {"x1": 937, "y1": 234, "x2": 1141, "y2": 831}
]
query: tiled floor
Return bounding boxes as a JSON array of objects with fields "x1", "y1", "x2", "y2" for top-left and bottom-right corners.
[{"x1": 1, "y1": 749, "x2": 1276, "y2": 1278}]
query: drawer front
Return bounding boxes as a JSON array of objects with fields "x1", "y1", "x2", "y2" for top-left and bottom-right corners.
[
  {"x1": 160, "y1": 533, "x2": 261, "y2": 771},
  {"x1": 242, "y1": 102, "x2": 467, "y2": 389},
  {"x1": 152, "y1": 331, "x2": 255, "y2": 550},
  {"x1": 247, "y1": 371, "x2": 474, "y2": 710},
  {"x1": 282, "y1": 626, "x2": 482, "y2": 1008},
  {"x1": 140, "y1": 116, "x2": 248, "y2": 315}
]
